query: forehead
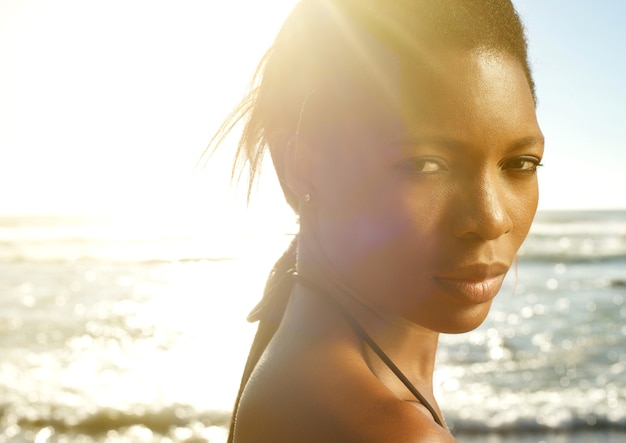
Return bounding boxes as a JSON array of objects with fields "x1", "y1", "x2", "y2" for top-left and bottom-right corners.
[
  {"x1": 398, "y1": 49, "x2": 537, "y2": 135},
  {"x1": 303, "y1": 38, "x2": 537, "y2": 144}
]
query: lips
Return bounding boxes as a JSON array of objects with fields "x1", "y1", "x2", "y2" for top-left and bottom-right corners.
[{"x1": 434, "y1": 264, "x2": 509, "y2": 304}]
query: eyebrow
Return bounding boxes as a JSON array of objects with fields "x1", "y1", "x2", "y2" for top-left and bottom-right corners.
[
  {"x1": 389, "y1": 134, "x2": 545, "y2": 151},
  {"x1": 389, "y1": 135, "x2": 463, "y2": 150},
  {"x1": 509, "y1": 135, "x2": 545, "y2": 150}
]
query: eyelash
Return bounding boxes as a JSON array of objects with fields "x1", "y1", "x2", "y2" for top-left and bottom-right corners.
[
  {"x1": 398, "y1": 157, "x2": 448, "y2": 175},
  {"x1": 398, "y1": 156, "x2": 543, "y2": 176},
  {"x1": 502, "y1": 156, "x2": 543, "y2": 175}
]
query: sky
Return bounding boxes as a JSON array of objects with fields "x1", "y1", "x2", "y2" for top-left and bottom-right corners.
[
  {"x1": 514, "y1": 1, "x2": 626, "y2": 211},
  {"x1": 1, "y1": 0, "x2": 625, "y2": 224}
]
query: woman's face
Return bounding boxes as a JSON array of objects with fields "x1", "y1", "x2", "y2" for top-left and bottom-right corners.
[{"x1": 303, "y1": 48, "x2": 544, "y2": 333}]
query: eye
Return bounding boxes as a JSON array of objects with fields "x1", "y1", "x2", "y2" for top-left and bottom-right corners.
[
  {"x1": 398, "y1": 157, "x2": 448, "y2": 175},
  {"x1": 502, "y1": 156, "x2": 543, "y2": 175}
]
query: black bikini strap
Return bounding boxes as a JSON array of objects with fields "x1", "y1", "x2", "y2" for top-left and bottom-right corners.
[{"x1": 295, "y1": 274, "x2": 445, "y2": 428}]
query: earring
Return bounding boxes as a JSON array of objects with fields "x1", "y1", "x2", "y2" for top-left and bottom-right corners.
[{"x1": 303, "y1": 193, "x2": 311, "y2": 203}]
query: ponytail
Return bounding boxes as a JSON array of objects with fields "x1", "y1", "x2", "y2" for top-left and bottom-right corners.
[{"x1": 226, "y1": 236, "x2": 298, "y2": 443}]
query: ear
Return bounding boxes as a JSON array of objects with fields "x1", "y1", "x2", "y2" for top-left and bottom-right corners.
[{"x1": 283, "y1": 136, "x2": 316, "y2": 202}]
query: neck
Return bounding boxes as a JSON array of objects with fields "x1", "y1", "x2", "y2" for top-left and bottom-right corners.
[
  {"x1": 295, "y1": 271, "x2": 440, "y2": 379},
  {"x1": 294, "y1": 232, "x2": 441, "y2": 384},
  {"x1": 287, "y1": 270, "x2": 444, "y2": 427}
]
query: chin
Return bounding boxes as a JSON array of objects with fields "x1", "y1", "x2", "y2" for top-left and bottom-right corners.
[
  {"x1": 450, "y1": 303, "x2": 493, "y2": 334},
  {"x1": 416, "y1": 301, "x2": 493, "y2": 334}
]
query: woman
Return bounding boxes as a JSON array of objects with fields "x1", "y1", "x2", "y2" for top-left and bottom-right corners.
[{"x1": 210, "y1": 0, "x2": 544, "y2": 441}]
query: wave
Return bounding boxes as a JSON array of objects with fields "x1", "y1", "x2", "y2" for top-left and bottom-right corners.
[
  {"x1": 0, "y1": 236, "x2": 245, "y2": 264},
  {"x1": 519, "y1": 249, "x2": 626, "y2": 264},
  {"x1": 0, "y1": 216, "x2": 293, "y2": 264},
  {"x1": 520, "y1": 227, "x2": 626, "y2": 263},
  {"x1": 1, "y1": 211, "x2": 624, "y2": 264},
  {"x1": 449, "y1": 415, "x2": 626, "y2": 435},
  {"x1": 1, "y1": 253, "x2": 236, "y2": 265},
  {"x1": 4, "y1": 404, "x2": 624, "y2": 441},
  {"x1": 4, "y1": 405, "x2": 230, "y2": 435}
]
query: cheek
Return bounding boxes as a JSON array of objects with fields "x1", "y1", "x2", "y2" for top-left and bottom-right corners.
[
  {"x1": 315, "y1": 193, "x2": 407, "y2": 274},
  {"x1": 510, "y1": 180, "x2": 539, "y2": 242},
  {"x1": 316, "y1": 177, "x2": 445, "y2": 278}
]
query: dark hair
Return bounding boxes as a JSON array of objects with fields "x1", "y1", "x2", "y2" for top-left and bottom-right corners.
[{"x1": 214, "y1": 1, "x2": 535, "y2": 440}]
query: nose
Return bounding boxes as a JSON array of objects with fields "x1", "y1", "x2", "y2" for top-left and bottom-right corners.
[{"x1": 451, "y1": 172, "x2": 513, "y2": 241}]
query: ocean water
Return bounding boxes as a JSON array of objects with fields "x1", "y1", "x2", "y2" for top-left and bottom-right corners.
[{"x1": 0, "y1": 210, "x2": 624, "y2": 442}]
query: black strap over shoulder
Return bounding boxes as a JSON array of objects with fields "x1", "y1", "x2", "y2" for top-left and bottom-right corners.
[{"x1": 295, "y1": 273, "x2": 446, "y2": 428}]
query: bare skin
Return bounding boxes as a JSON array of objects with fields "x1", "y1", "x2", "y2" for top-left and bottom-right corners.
[
  {"x1": 235, "y1": 285, "x2": 456, "y2": 443},
  {"x1": 232, "y1": 48, "x2": 543, "y2": 442}
]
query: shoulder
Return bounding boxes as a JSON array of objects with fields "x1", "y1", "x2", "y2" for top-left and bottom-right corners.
[{"x1": 232, "y1": 334, "x2": 457, "y2": 443}]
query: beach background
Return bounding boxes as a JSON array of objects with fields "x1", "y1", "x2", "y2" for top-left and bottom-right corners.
[
  {"x1": 0, "y1": 210, "x2": 625, "y2": 442},
  {"x1": 1, "y1": 1, "x2": 625, "y2": 442}
]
